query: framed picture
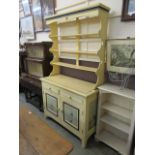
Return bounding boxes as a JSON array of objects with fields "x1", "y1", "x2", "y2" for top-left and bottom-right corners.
[
  {"x1": 122, "y1": 0, "x2": 135, "y2": 21},
  {"x1": 19, "y1": 0, "x2": 25, "y2": 18},
  {"x1": 107, "y1": 39, "x2": 135, "y2": 74},
  {"x1": 41, "y1": 0, "x2": 55, "y2": 31},
  {"x1": 19, "y1": 11, "x2": 25, "y2": 18},
  {"x1": 22, "y1": 0, "x2": 31, "y2": 16},
  {"x1": 32, "y1": 0, "x2": 43, "y2": 32},
  {"x1": 20, "y1": 16, "x2": 35, "y2": 40},
  {"x1": 19, "y1": 1, "x2": 23, "y2": 12}
]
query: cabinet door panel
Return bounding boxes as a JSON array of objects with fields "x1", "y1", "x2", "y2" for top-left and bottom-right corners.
[
  {"x1": 63, "y1": 102, "x2": 79, "y2": 130},
  {"x1": 46, "y1": 93, "x2": 58, "y2": 116}
]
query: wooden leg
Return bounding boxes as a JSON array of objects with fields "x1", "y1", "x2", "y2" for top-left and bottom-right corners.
[
  {"x1": 38, "y1": 96, "x2": 44, "y2": 112},
  {"x1": 25, "y1": 90, "x2": 32, "y2": 101},
  {"x1": 81, "y1": 138, "x2": 87, "y2": 148},
  {"x1": 44, "y1": 113, "x2": 48, "y2": 119}
]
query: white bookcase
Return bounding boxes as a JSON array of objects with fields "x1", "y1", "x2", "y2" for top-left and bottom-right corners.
[{"x1": 96, "y1": 84, "x2": 135, "y2": 155}]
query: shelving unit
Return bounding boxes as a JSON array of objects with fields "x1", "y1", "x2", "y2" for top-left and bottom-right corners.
[
  {"x1": 41, "y1": 3, "x2": 110, "y2": 148},
  {"x1": 20, "y1": 42, "x2": 52, "y2": 111},
  {"x1": 96, "y1": 84, "x2": 135, "y2": 155}
]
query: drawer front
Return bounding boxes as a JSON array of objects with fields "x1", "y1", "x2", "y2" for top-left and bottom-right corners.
[
  {"x1": 46, "y1": 93, "x2": 58, "y2": 116},
  {"x1": 27, "y1": 61, "x2": 43, "y2": 77},
  {"x1": 63, "y1": 102, "x2": 79, "y2": 130},
  {"x1": 61, "y1": 89, "x2": 84, "y2": 104},
  {"x1": 27, "y1": 45, "x2": 44, "y2": 58},
  {"x1": 42, "y1": 82, "x2": 60, "y2": 95}
]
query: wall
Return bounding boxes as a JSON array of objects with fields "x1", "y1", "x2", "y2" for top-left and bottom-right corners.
[{"x1": 27, "y1": 0, "x2": 135, "y2": 43}]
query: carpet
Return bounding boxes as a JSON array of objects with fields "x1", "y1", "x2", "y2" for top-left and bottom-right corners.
[{"x1": 19, "y1": 106, "x2": 73, "y2": 155}]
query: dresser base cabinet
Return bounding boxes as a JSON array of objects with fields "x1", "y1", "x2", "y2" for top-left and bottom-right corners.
[{"x1": 41, "y1": 76, "x2": 98, "y2": 147}]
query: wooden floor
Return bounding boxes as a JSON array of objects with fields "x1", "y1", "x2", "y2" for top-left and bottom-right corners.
[
  {"x1": 20, "y1": 133, "x2": 39, "y2": 155},
  {"x1": 19, "y1": 106, "x2": 73, "y2": 155}
]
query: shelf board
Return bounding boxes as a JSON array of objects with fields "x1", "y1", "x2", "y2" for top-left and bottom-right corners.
[
  {"x1": 60, "y1": 50, "x2": 97, "y2": 55},
  {"x1": 99, "y1": 130, "x2": 126, "y2": 155},
  {"x1": 100, "y1": 114, "x2": 130, "y2": 134},
  {"x1": 102, "y1": 103, "x2": 132, "y2": 121},
  {"x1": 49, "y1": 33, "x2": 99, "y2": 39},
  {"x1": 98, "y1": 84, "x2": 135, "y2": 100},
  {"x1": 52, "y1": 62, "x2": 97, "y2": 73},
  {"x1": 59, "y1": 55, "x2": 100, "y2": 63}
]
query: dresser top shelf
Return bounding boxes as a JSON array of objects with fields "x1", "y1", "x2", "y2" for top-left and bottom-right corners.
[
  {"x1": 41, "y1": 74, "x2": 96, "y2": 96},
  {"x1": 51, "y1": 62, "x2": 97, "y2": 73}
]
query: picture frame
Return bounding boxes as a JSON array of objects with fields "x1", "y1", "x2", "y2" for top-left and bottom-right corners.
[
  {"x1": 107, "y1": 39, "x2": 135, "y2": 74},
  {"x1": 20, "y1": 16, "x2": 35, "y2": 40},
  {"x1": 19, "y1": 0, "x2": 25, "y2": 18},
  {"x1": 41, "y1": 0, "x2": 55, "y2": 31},
  {"x1": 19, "y1": 1, "x2": 23, "y2": 12},
  {"x1": 121, "y1": 0, "x2": 135, "y2": 21},
  {"x1": 22, "y1": 0, "x2": 31, "y2": 16},
  {"x1": 32, "y1": 0, "x2": 43, "y2": 32}
]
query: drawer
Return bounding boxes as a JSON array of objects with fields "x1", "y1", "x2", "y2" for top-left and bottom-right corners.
[
  {"x1": 61, "y1": 88, "x2": 84, "y2": 104},
  {"x1": 42, "y1": 82, "x2": 60, "y2": 95},
  {"x1": 27, "y1": 45, "x2": 44, "y2": 58},
  {"x1": 27, "y1": 61, "x2": 43, "y2": 77}
]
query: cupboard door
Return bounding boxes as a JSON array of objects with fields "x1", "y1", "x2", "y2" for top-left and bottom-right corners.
[
  {"x1": 46, "y1": 93, "x2": 58, "y2": 116},
  {"x1": 63, "y1": 102, "x2": 79, "y2": 130}
]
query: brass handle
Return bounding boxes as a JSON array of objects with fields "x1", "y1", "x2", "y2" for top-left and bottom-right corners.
[{"x1": 65, "y1": 95, "x2": 72, "y2": 99}]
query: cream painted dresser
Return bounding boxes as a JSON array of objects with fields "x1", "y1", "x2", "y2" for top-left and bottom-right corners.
[{"x1": 41, "y1": 3, "x2": 110, "y2": 147}]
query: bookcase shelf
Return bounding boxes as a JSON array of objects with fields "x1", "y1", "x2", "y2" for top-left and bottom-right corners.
[
  {"x1": 100, "y1": 114, "x2": 130, "y2": 134},
  {"x1": 102, "y1": 103, "x2": 132, "y2": 121},
  {"x1": 99, "y1": 130, "x2": 127, "y2": 155},
  {"x1": 60, "y1": 50, "x2": 97, "y2": 55},
  {"x1": 51, "y1": 62, "x2": 97, "y2": 72},
  {"x1": 96, "y1": 84, "x2": 135, "y2": 155},
  {"x1": 49, "y1": 33, "x2": 100, "y2": 39}
]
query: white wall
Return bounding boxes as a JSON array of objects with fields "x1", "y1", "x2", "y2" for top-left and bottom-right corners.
[{"x1": 27, "y1": 0, "x2": 135, "y2": 43}]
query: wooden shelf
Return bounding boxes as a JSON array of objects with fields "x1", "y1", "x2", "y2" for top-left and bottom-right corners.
[
  {"x1": 51, "y1": 49, "x2": 98, "y2": 55},
  {"x1": 100, "y1": 114, "x2": 130, "y2": 134},
  {"x1": 49, "y1": 33, "x2": 100, "y2": 39},
  {"x1": 99, "y1": 130, "x2": 126, "y2": 155},
  {"x1": 102, "y1": 103, "x2": 132, "y2": 121},
  {"x1": 51, "y1": 62, "x2": 97, "y2": 73},
  {"x1": 60, "y1": 50, "x2": 97, "y2": 55}
]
